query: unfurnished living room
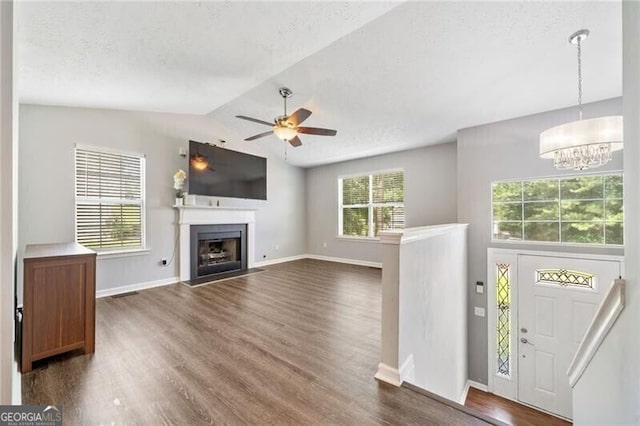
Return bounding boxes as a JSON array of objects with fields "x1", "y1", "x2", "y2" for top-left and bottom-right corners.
[{"x1": 0, "y1": 1, "x2": 638, "y2": 425}]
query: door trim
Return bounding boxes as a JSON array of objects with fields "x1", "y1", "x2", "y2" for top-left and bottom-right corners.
[{"x1": 486, "y1": 248, "x2": 624, "y2": 402}]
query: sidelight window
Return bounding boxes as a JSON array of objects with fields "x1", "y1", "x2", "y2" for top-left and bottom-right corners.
[{"x1": 496, "y1": 262, "x2": 511, "y2": 378}]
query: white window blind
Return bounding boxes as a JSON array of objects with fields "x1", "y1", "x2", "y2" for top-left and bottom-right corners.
[
  {"x1": 75, "y1": 147, "x2": 145, "y2": 250},
  {"x1": 339, "y1": 170, "x2": 404, "y2": 237}
]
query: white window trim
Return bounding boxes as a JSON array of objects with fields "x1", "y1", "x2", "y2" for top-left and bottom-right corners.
[
  {"x1": 74, "y1": 144, "x2": 147, "y2": 253},
  {"x1": 338, "y1": 168, "x2": 404, "y2": 239},
  {"x1": 490, "y1": 171, "x2": 624, "y2": 248}
]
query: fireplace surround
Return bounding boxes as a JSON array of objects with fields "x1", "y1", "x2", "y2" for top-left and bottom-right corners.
[{"x1": 175, "y1": 205, "x2": 257, "y2": 281}]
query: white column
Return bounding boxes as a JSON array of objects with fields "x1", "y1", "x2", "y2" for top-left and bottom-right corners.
[
  {"x1": 621, "y1": 0, "x2": 640, "y2": 419},
  {"x1": 0, "y1": 0, "x2": 18, "y2": 404},
  {"x1": 375, "y1": 234, "x2": 402, "y2": 386}
]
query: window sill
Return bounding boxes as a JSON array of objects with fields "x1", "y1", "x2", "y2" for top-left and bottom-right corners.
[
  {"x1": 336, "y1": 236, "x2": 380, "y2": 243},
  {"x1": 96, "y1": 248, "x2": 151, "y2": 259}
]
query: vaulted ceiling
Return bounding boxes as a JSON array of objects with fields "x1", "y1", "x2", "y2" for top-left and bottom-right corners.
[{"x1": 18, "y1": 1, "x2": 622, "y2": 167}]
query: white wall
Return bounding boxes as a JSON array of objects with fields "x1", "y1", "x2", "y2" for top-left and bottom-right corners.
[
  {"x1": 457, "y1": 98, "x2": 624, "y2": 385},
  {"x1": 574, "y1": 3, "x2": 640, "y2": 424},
  {"x1": 18, "y1": 104, "x2": 307, "y2": 297},
  {"x1": 0, "y1": 0, "x2": 18, "y2": 404},
  {"x1": 306, "y1": 142, "x2": 457, "y2": 264},
  {"x1": 397, "y1": 225, "x2": 468, "y2": 402}
]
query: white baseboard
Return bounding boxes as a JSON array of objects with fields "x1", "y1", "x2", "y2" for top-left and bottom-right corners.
[
  {"x1": 460, "y1": 380, "x2": 488, "y2": 404},
  {"x1": 96, "y1": 276, "x2": 179, "y2": 298},
  {"x1": 253, "y1": 254, "x2": 308, "y2": 268},
  {"x1": 374, "y1": 362, "x2": 402, "y2": 386},
  {"x1": 460, "y1": 382, "x2": 470, "y2": 404},
  {"x1": 96, "y1": 253, "x2": 380, "y2": 298},
  {"x1": 467, "y1": 380, "x2": 488, "y2": 392},
  {"x1": 399, "y1": 354, "x2": 415, "y2": 383},
  {"x1": 306, "y1": 254, "x2": 382, "y2": 269}
]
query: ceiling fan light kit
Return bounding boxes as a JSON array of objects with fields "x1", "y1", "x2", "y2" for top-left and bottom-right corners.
[
  {"x1": 236, "y1": 87, "x2": 337, "y2": 147},
  {"x1": 539, "y1": 29, "x2": 623, "y2": 171}
]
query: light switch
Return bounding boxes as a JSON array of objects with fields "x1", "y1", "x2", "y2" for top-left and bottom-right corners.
[
  {"x1": 474, "y1": 307, "x2": 485, "y2": 317},
  {"x1": 476, "y1": 284, "x2": 484, "y2": 294}
]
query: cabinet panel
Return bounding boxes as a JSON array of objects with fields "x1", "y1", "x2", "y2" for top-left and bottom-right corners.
[
  {"x1": 31, "y1": 263, "x2": 87, "y2": 356},
  {"x1": 22, "y1": 243, "x2": 96, "y2": 372}
]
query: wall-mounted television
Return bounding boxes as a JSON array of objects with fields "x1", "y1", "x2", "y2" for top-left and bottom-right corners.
[{"x1": 188, "y1": 141, "x2": 267, "y2": 200}]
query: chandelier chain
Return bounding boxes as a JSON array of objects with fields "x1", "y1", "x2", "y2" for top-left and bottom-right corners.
[{"x1": 577, "y1": 36, "x2": 583, "y2": 120}]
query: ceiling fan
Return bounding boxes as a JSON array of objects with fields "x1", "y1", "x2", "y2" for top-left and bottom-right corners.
[{"x1": 236, "y1": 87, "x2": 337, "y2": 147}]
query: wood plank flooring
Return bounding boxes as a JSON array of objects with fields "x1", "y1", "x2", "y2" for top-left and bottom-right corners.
[
  {"x1": 465, "y1": 388, "x2": 572, "y2": 426},
  {"x1": 23, "y1": 259, "x2": 492, "y2": 425}
]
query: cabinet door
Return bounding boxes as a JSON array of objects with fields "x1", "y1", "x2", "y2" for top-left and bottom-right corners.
[{"x1": 31, "y1": 262, "x2": 86, "y2": 356}]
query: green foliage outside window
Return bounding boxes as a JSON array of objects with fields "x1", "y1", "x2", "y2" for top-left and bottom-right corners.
[{"x1": 492, "y1": 174, "x2": 623, "y2": 245}]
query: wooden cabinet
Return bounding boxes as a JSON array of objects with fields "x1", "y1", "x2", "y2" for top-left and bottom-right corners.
[{"x1": 22, "y1": 242, "x2": 96, "y2": 372}]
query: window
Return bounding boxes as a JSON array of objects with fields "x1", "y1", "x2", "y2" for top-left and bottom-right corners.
[
  {"x1": 339, "y1": 170, "x2": 404, "y2": 238},
  {"x1": 75, "y1": 146, "x2": 145, "y2": 251},
  {"x1": 492, "y1": 173, "x2": 623, "y2": 245},
  {"x1": 496, "y1": 262, "x2": 511, "y2": 378}
]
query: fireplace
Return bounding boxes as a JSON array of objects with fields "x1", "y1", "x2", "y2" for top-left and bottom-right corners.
[{"x1": 190, "y1": 224, "x2": 247, "y2": 280}]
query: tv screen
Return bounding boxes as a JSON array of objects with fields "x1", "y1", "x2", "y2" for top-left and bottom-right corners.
[{"x1": 188, "y1": 141, "x2": 267, "y2": 200}]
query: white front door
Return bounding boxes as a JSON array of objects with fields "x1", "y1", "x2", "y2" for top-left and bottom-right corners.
[{"x1": 517, "y1": 254, "x2": 621, "y2": 419}]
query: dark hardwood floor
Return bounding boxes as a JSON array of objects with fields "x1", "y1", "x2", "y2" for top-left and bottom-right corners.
[
  {"x1": 23, "y1": 259, "x2": 492, "y2": 425},
  {"x1": 465, "y1": 388, "x2": 572, "y2": 426}
]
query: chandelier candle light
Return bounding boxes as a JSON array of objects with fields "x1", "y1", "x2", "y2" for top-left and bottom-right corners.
[{"x1": 539, "y1": 29, "x2": 623, "y2": 170}]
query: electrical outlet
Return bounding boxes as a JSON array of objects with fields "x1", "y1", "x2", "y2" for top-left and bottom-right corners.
[
  {"x1": 322, "y1": 242, "x2": 327, "y2": 248},
  {"x1": 275, "y1": 244, "x2": 279, "y2": 250},
  {"x1": 474, "y1": 307, "x2": 485, "y2": 317}
]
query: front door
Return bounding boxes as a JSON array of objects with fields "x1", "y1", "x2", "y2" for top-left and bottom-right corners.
[{"x1": 517, "y1": 254, "x2": 621, "y2": 419}]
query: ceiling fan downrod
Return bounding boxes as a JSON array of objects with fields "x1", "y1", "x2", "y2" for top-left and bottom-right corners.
[{"x1": 279, "y1": 87, "x2": 293, "y2": 117}]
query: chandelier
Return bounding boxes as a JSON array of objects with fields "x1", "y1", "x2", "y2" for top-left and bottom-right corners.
[{"x1": 539, "y1": 29, "x2": 623, "y2": 170}]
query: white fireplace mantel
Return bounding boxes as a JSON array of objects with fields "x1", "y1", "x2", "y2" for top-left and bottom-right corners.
[{"x1": 174, "y1": 206, "x2": 256, "y2": 281}]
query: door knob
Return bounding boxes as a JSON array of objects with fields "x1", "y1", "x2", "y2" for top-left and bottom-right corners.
[{"x1": 520, "y1": 337, "x2": 534, "y2": 346}]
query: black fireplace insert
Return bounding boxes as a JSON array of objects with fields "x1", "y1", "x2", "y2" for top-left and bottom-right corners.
[{"x1": 190, "y1": 224, "x2": 247, "y2": 280}]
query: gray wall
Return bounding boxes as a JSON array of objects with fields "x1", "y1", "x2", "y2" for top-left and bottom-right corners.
[
  {"x1": 575, "y1": 5, "x2": 640, "y2": 424},
  {"x1": 306, "y1": 142, "x2": 458, "y2": 263},
  {"x1": 18, "y1": 104, "x2": 307, "y2": 296},
  {"x1": 457, "y1": 97, "x2": 624, "y2": 385}
]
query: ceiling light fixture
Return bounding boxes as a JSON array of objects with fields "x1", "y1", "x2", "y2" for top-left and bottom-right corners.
[
  {"x1": 273, "y1": 124, "x2": 297, "y2": 141},
  {"x1": 539, "y1": 29, "x2": 623, "y2": 170}
]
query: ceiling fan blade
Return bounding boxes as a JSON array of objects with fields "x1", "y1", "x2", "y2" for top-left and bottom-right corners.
[
  {"x1": 236, "y1": 115, "x2": 274, "y2": 127},
  {"x1": 288, "y1": 108, "x2": 312, "y2": 126},
  {"x1": 288, "y1": 136, "x2": 302, "y2": 147},
  {"x1": 245, "y1": 130, "x2": 274, "y2": 141},
  {"x1": 296, "y1": 126, "x2": 337, "y2": 136}
]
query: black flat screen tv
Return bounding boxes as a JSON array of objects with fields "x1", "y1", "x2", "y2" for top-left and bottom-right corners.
[{"x1": 188, "y1": 141, "x2": 267, "y2": 200}]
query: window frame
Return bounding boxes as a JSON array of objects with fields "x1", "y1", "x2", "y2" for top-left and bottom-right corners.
[
  {"x1": 490, "y1": 171, "x2": 624, "y2": 248},
  {"x1": 74, "y1": 144, "x2": 147, "y2": 254},
  {"x1": 337, "y1": 168, "x2": 404, "y2": 239}
]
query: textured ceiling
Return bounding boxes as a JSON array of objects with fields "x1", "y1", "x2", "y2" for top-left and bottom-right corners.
[
  {"x1": 18, "y1": 1, "x2": 622, "y2": 167},
  {"x1": 17, "y1": 1, "x2": 400, "y2": 113}
]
